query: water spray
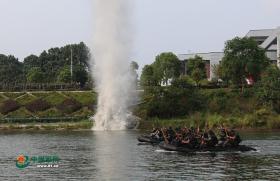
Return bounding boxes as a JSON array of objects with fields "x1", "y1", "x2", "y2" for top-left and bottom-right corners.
[{"x1": 91, "y1": 0, "x2": 137, "y2": 130}]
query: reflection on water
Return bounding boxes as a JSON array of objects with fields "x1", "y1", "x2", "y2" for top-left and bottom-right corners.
[{"x1": 0, "y1": 130, "x2": 279, "y2": 180}]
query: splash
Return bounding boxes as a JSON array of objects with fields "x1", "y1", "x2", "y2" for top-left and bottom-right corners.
[{"x1": 91, "y1": 0, "x2": 136, "y2": 130}]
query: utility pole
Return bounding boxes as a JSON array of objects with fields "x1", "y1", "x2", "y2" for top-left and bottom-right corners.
[
  {"x1": 277, "y1": 27, "x2": 280, "y2": 68},
  {"x1": 71, "y1": 47, "x2": 73, "y2": 83}
]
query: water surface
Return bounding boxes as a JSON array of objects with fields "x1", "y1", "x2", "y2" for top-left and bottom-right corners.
[{"x1": 0, "y1": 130, "x2": 279, "y2": 180}]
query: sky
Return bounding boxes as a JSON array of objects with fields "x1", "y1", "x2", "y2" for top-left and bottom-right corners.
[{"x1": 0, "y1": 0, "x2": 280, "y2": 70}]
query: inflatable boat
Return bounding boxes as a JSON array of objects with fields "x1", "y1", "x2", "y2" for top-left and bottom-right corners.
[
  {"x1": 158, "y1": 142, "x2": 257, "y2": 153},
  {"x1": 137, "y1": 134, "x2": 162, "y2": 144}
]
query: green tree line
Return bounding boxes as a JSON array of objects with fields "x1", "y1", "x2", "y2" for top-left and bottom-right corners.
[
  {"x1": 139, "y1": 37, "x2": 280, "y2": 120},
  {"x1": 0, "y1": 42, "x2": 90, "y2": 87}
]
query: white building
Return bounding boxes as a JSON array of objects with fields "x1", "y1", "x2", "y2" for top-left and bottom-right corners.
[{"x1": 178, "y1": 27, "x2": 280, "y2": 80}]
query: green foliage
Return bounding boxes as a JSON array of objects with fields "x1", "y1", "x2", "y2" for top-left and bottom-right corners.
[
  {"x1": 26, "y1": 67, "x2": 44, "y2": 83},
  {"x1": 0, "y1": 54, "x2": 24, "y2": 84},
  {"x1": 23, "y1": 55, "x2": 40, "y2": 74},
  {"x1": 140, "y1": 65, "x2": 157, "y2": 86},
  {"x1": 191, "y1": 68, "x2": 205, "y2": 86},
  {"x1": 73, "y1": 65, "x2": 88, "y2": 87},
  {"x1": 186, "y1": 56, "x2": 207, "y2": 76},
  {"x1": 153, "y1": 52, "x2": 181, "y2": 85},
  {"x1": 57, "y1": 66, "x2": 72, "y2": 83},
  {"x1": 171, "y1": 76, "x2": 195, "y2": 88},
  {"x1": 220, "y1": 37, "x2": 269, "y2": 86},
  {"x1": 1, "y1": 42, "x2": 90, "y2": 85},
  {"x1": 257, "y1": 65, "x2": 280, "y2": 112},
  {"x1": 141, "y1": 86, "x2": 203, "y2": 118}
]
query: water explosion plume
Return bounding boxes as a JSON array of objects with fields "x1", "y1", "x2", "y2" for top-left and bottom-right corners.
[{"x1": 91, "y1": 0, "x2": 136, "y2": 130}]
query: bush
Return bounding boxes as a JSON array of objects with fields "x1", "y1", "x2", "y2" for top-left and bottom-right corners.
[
  {"x1": 56, "y1": 99, "x2": 82, "y2": 114},
  {"x1": 25, "y1": 99, "x2": 51, "y2": 113},
  {"x1": 0, "y1": 100, "x2": 20, "y2": 114}
]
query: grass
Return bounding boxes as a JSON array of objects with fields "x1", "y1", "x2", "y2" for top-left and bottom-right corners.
[
  {"x1": 3, "y1": 92, "x2": 25, "y2": 100},
  {"x1": 0, "y1": 94, "x2": 7, "y2": 102},
  {"x1": 37, "y1": 108, "x2": 64, "y2": 117},
  {"x1": 6, "y1": 107, "x2": 34, "y2": 118},
  {"x1": 64, "y1": 91, "x2": 96, "y2": 105},
  {"x1": 140, "y1": 110, "x2": 280, "y2": 130},
  {"x1": 16, "y1": 94, "x2": 37, "y2": 105},
  {"x1": 71, "y1": 107, "x2": 94, "y2": 117},
  {"x1": 43, "y1": 92, "x2": 67, "y2": 106}
]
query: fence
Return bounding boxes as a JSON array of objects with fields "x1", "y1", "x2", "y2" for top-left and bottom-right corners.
[
  {"x1": 0, "y1": 83, "x2": 92, "y2": 92},
  {"x1": 0, "y1": 116, "x2": 90, "y2": 124}
]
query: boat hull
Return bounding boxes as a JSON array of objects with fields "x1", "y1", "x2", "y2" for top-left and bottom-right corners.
[{"x1": 158, "y1": 142, "x2": 257, "y2": 153}]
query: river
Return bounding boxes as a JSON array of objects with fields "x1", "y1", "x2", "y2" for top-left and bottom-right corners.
[{"x1": 0, "y1": 130, "x2": 279, "y2": 180}]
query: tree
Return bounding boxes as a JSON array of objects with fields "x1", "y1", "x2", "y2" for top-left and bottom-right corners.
[
  {"x1": 23, "y1": 55, "x2": 40, "y2": 74},
  {"x1": 140, "y1": 65, "x2": 157, "y2": 86},
  {"x1": 29, "y1": 42, "x2": 90, "y2": 83},
  {"x1": 0, "y1": 54, "x2": 24, "y2": 84},
  {"x1": 185, "y1": 55, "x2": 207, "y2": 86},
  {"x1": 171, "y1": 75, "x2": 194, "y2": 88},
  {"x1": 152, "y1": 52, "x2": 181, "y2": 85},
  {"x1": 191, "y1": 68, "x2": 205, "y2": 86},
  {"x1": 57, "y1": 67, "x2": 72, "y2": 83},
  {"x1": 186, "y1": 55, "x2": 207, "y2": 77},
  {"x1": 130, "y1": 61, "x2": 139, "y2": 71},
  {"x1": 220, "y1": 37, "x2": 269, "y2": 88},
  {"x1": 73, "y1": 65, "x2": 88, "y2": 87},
  {"x1": 26, "y1": 67, "x2": 44, "y2": 83},
  {"x1": 130, "y1": 61, "x2": 139, "y2": 86},
  {"x1": 258, "y1": 65, "x2": 280, "y2": 112}
]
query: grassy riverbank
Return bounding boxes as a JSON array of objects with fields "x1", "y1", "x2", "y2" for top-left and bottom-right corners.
[
  {"x1": 136, "y1": 87, "x2": 280, "y2": 130},
  {"x1": 0, "y1": 91, "x2": 96, "y2": 120},
  {"x1": 138, "y1": 113, "x2": 280, "y2": 130},
  {"x1": 0, "y1": 91, "x2": 96, "y2": 130},
  {"x1": 0, "y1": 119, "x2": 93, "y2": 131}
]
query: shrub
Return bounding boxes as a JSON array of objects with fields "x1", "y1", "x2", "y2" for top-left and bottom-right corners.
[
  {"x1": 25, "y1": 99, "x2": 51, "y2": 113},
  {"x1": 0, "y1": 100, "x2": 20, "y2": 114},
  {"x1": 56, "y1": 99, "x2": 82, "y2": 114},
  {"x1": 266, "y1": 117, "x2": 280, "y2": 129}
]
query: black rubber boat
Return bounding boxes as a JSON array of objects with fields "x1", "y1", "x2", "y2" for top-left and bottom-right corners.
[
  {"x1": 137, "y1": 135, "x2": 161, "y2": 144},
  {"x1": 159, "y1": 142, "x2": 257, "y2": 153}
]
